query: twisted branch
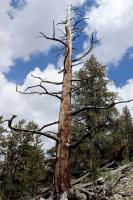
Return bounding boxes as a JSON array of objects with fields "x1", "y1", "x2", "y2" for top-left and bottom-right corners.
[
  {"x1": 8, "y1": 115, "x2": 59, "y2": 142},
  {"x1": 31, "y1": 74, "x2": 63, "y2": 85},
  {"x1": 73, "y1": 17, "x2": 89, "y2": 30},
  {"x1": 39, "y1": 32, "x2": 66, "y2": 47},
  {"x1": 72, "y1": 99, "x2": 133, "y2": 116},
  {"x1": 39, "y1": 120, "x2": 59, "y2": 131},
  {"x1": 69, "y1": 121, "x2": 107, "y2": 148},
  {"x1": 72, "y1": 33, "x2": 96, "y2": 63},
  {"x1": 16, "y1": 85, "x2": 62, "y2": 100}
]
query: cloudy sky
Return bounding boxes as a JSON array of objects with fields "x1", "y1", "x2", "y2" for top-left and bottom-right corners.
[{"x1": 1, "y1": 0, "x2": 133, "y2": 148}]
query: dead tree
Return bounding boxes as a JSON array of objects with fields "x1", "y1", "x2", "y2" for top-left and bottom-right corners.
[{"x1": 7, "y1": 1, "x2": 133, "y2": 199}]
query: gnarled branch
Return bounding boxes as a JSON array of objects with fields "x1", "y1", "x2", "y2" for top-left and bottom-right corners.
[
  {"x1": 16, "y1": 85, "x2": 62, "y2": 100},
  {"x1": 31, "y1": 74, "x2": 63, "y2": 85},
  {"x1": 68, "y1": 121, "x2": 107, "y2": 148},
  {"x1": 72, "y1": 33, "x2": 96, "y2": 63},
  {"x1": 72, "y1": 75, "x2": 95, "y2": 82},
  {"x1": 72, "y1": 99, "x2": 133, "y2": 116},
  {"x1": 8, "y1": 115, "x2": 59, "y2": 142},
  {"x1": 39, "y1": 120, "x2": 59, "y2": 131},
  {"x1": 72, "y1": 28, "x2": 85, "y2": 41},
  {"x1": 73, "y1": 17, "x2": 89, "y2": 30},
  {"x1": 72, "y1": 61, "x2": 84, "y2": 67},
  {"x1": 39, "y1": 32, "x2": 66, "y2": 47}
]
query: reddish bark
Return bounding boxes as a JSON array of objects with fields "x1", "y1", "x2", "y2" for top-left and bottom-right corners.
[{"x1": 53, "y1": 4, "x2": 72, "y2": 194}]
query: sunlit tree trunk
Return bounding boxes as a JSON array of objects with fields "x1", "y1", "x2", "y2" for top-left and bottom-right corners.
[{"x1": 53, "y1": 2, "x2": 72, "y2": 194}]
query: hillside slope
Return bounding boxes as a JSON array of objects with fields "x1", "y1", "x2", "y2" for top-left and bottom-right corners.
[{"x1": 111, "y1": 166, "x2": 133, "y2": 200}]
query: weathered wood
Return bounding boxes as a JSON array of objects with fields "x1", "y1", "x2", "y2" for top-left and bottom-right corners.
[
  {"x1": 53, "y1": 2, "x2": 72, "y2": 194},
  {"x1": 110, "y1": 162, "x2": 133, "y2": 175},
  {"x1": 60, "y1": 192, "x2": 68, "y2": 200},
  {"x1": 71, "y1": 172, "x2": 90, "y2": 186},
  {"x1": 68, "y1": 188, "x2": 87, "y2": 200}
]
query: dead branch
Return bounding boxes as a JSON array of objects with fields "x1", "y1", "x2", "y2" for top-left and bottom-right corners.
[
  {"x1": 72, "y1": 75, "x2": 95, "y2": 82},
  {"x1": 71, "y1": 172, "x2": 90, "y2": 186},
  {"x1": 100, "y1": 161, "x2": 116, "y2": 172},
  {"x1": 111, "y1": 174, "x2": 125, "y2": 189},
  {"x1": 56, "y1": 20, "x2": 67, "y2": 25},
  {"x1": 73, "y1": 17, "x2": 89, "y2": 30},
  {"x1": 110, "y1": 162, "x2": 133, "y2": 175},
  {"x1": 1, "y1": 119, "x2": 9, "y2": 124},
  {"x1": 58, "y1": 68, "x2": 65, "y2": 74},
  {"x1": 39, "y1": 120, "x2": 59, "y2": 131},
  {"x1": 72, "y1": 61, "x2": 84, "y2": 67},
  {"x1": 58, "y1": 47, "x2": 70, "y2": 74},
  {"x1": 72, "y1": 29, "x2": 85, "y2": 41},
  {"x1": 69, "y1": 121, "x2": 107, "y2": 148},
  {"x1": 16, "y1": 85, "x2": 62, "y2": 100},
  {"x1": 72, "y1": 33, "x2": 95, "y2": 63},
  {"x1": 31, "y1": 74, "x2": 63, "y2": 85},
  {"x1": 8, "y1": 115, "x2": 59, "y2": 142},
  {"x1": 39, "y1": 32, "x2": 66, "y2": 47},
  {"x1": 72, "y1": 98, "x2": 133, "y2": 116}
]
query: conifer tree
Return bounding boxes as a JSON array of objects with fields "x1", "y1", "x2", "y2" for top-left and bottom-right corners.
[
  {"x1": 121, "y1": 106, "x2": 133, "y2": 161},
  {"x1": 72, "y1": 55, "x2": 118, "y2": 173},
  {"x1": 6, "y1": 2, "x2": 133, "y2": 199},
  {"x1": 0, "y1": 120, "x2": 45, "y2": 200},
  {"x1": 0, "y1": 116, "x2": 7, "y2": 157}
]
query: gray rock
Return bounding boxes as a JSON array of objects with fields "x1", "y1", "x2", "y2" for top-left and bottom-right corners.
[{"x1": 96, "y1": 177, "x2": 105, "y2": 185}]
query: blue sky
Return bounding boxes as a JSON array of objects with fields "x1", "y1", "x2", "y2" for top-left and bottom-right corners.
[
  {"x1": 0, "y1": 0, "x2": 133, "y2": 148},
  {"x1": 5, "y1": 0, "x2": 94, "y2": 84},
  {"x1": 4, "y1": 0, "x2": 133, "y2": 87},
  {"x1": 108, "y1": 49, "x2": 133, "y2": 87}
]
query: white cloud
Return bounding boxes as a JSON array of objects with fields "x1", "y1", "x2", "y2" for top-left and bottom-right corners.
[
  {"x1": 0, "y1": 0, "x2": 86, "y2": 72},
  {"x1": 1, "y1": 64, "x2": 133, "y2": 149},
  {"x1": 1, "y1": 0, "x2": 133, "y2": 149},
  {"x1": 0, "y1": 0, "x2": 87, "y2": 148},
  {"x1": 109, "y1": 79, "x2": 133, "y2": 117},
  {"x1": 0, "y1": 64, "x2": 62, "y2": 148},
  {"x1": 85, "y1": 0, "x2": 133, "y2": 64}
]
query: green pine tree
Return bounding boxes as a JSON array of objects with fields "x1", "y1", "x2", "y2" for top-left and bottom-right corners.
[
  {"x1": 121, "y1": 106, "x2": 133, "y2": 161},
  {"x1": 71, "y1": 55, "x2": 119, "y2": 176},
  {"x1": 0, "y1": 120, "x2": 45, "y2": 200}
]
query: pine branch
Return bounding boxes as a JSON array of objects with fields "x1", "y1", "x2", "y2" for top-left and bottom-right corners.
[{"x1": 8, "y1": 115, "x2": 59, "y2": 142}]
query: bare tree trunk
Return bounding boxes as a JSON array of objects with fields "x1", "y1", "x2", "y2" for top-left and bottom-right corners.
[{"x1": 53, "y1": 2, "x2": 72, "y2": 195}]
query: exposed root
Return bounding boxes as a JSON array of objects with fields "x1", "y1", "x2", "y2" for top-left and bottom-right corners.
[
  {"x1": 68, "y1": 188, "x2": 87, "y2": 200},
  {"x1": 60, "y1": 192, "x2": 68, "y2": 200},
  {"x1": 33, "y1": 163, "x2": 133, "y2": 200}
]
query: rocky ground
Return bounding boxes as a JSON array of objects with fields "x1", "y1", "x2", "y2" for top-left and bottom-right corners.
[
  {"x1": 111, "y1": 167, "x2": 133, "y2": 200},
  {"x1": 34, "y1": 162, "x2": 133, "y2": 200}
]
